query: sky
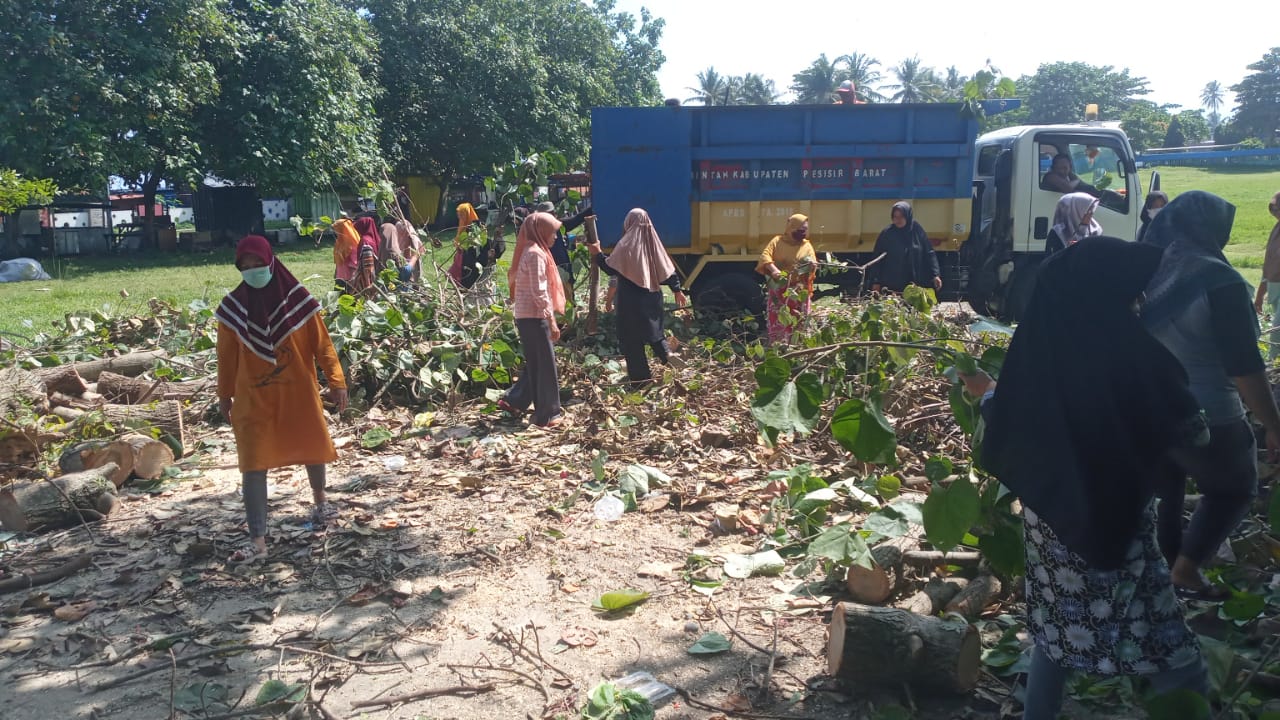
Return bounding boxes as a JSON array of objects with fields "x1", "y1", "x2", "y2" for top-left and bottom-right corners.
[{"x1": 611, "y1": 0, "x2": 1275, "y2": 114}]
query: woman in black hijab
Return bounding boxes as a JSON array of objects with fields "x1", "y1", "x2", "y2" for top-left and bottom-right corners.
[
  {"x1": 1136, "y1": 190, "x2": 1168, "y2": 243},
  {"x1": 962, "y1": 238, "x2": 1210, "y2": 719},
  {"x1": 865, "y1": 201, "x2": 941, "y2": 293}
]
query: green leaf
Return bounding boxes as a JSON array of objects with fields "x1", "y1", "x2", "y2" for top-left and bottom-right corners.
[
  {"x1": 751, "y1": 370, "x2": 823, "y2": 437},
  {"x1": 1144, "y1": 689, "x2": 1210, "y2": 720},
  {"x1": 1223, "y1": 590, "x2": 1265, "y2": 621},
  {"x1": 592, "y1": 450, "x2": 608, "y2": 483},
  {"x1": 922, "y1": 477, "x2": 980, "y2": 552},
  {"x1": 924, "y1": 456, "x2": 953, "y2": 484},
  {"x1": 687, "y1": 631, "x2": 732, "y2": 655},
  {"x1": 808, "y1": 523, "x2": 872, "y2": 568},
  {"x1": 949, "y1": 383, "x2": 978, "y2": 436},
  {"x1": 254, "y1": 679, "x2": 306, "y2": 706},
  {"x1": 831, "y1": 398, "x2": 897, "y2": 464},
  {"x1": 953, "y1": 352, "x2": 979, "y2": 375},
  {"x1": 875, "y1": 475, "x2": 901, "y2": 500},
  {"x1": 592, "y1": 589, "x2": 650, "y2": 612},
  {"x1": 978, "y1": 514, "x2": 1025, "y2": 577},
  {"x1": 174, "y1": 682, "x2": 230, "y2": 713},
  {"x1": 870, "y1": 705, "x2": 913, "y2": 720},
  {"x1": 360, "y1": 427, "x2": 394, "y2": 449},
  {"x1": 863, "y1": 507, "x2": 910, "y2": 540}
]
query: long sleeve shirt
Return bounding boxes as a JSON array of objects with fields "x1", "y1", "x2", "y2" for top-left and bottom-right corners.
[{"x1": 512, "y1": 246, "x2": 554, "y2": 321}]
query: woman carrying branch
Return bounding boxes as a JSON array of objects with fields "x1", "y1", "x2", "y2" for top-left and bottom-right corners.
[
  {"x1": 498, "y1": 212, "x2": 568, "y2": 428},
  {"x1": 586, "y1": 208, "x2": 688, "y2": 384},
  {"x1": 1140, "y1": 190, "x2": 1280, "y2": 599},
  {"x1": 216, "y1": 235, "x2": 349, "y2": 565},
  {"x1": 448, "y1": 202, "x2": 482, "y2": 288},
  {"x1": 332, "y1": 218, "x2": 361, "y2": 293},
  {"x1": 351, "y1": 216, "x2": 381, "y2": 295},
  {"x1": 866, "y1": 202, "x2": 941, "y2": 293},
  {"x1": 756, "y1": 213, "x2": 816, "y2": 345},
  {"x1": 963, "y1": 238, "x2": 1211, "y2": 719}
]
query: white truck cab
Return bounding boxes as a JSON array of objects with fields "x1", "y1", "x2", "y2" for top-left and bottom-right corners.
[{"x1": 965, "y1": 119, "x2": 1148, "y2": 320}]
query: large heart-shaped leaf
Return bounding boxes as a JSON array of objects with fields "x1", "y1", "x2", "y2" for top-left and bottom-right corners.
[
  {"x1": 592, "y1": 589, "x2": 650, "y2": 612},
  {"x1": 921, "y1": 477, "x2": 980, "y2": 552},
  {"x1": 831, "y1": 398, "x2": 896, "y2": 464},
  {"x1": 687, "y1": 632, "x2": 732, "y2": 655},
  {"x1": 808, "y1": 523, "x2": 872, "y2": 568},
  {"x1": 751, "y1": 369, "x2": 823, "y2": 436}
]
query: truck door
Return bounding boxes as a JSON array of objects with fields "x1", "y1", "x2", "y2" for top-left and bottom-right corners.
[{"x1": 1026, "y1": 134, "x2": 1137, "y2": 250}]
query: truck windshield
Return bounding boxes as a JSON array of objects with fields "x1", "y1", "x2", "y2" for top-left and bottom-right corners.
[{"x1": 1036, "y1": 136, "x2": 1132, "y2": 213}]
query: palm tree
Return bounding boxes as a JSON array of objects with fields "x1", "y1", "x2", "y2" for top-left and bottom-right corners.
[
  {"x1": 939, "y1": 66, "x2": 967, "y2": 101},
  {"x1": 885, "y1": 56, "x2": 938, "y2": 103},
  {"x1": 790, "y1": 54, "x2": 845, "y2": 104},
  {"x1": 836, "y1": 52, "x2": 883, "y2": 102},
  {"x1": 1200, "y1": 80, "x2": 1225, "y2": 139},
  {"x1": 686, "y1": 67, "x2": 728, "y2": 106},
  {"x1": 738, "y1": 73, "x2": 781, "y2": 105}
]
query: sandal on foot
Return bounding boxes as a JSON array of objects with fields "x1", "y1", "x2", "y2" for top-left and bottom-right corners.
[
  {"x1": 497, "y1": 399, "x2": 524, "y2": 417},
  {"x1": 228, "y1": 543, "x2": 267, "y2": 565},
  {"x1": 536, "y1": 414, "x2": 572, "y2": 430},
  {"x1": 310, "y1": 502, "x2": 339, "y2": 526}
]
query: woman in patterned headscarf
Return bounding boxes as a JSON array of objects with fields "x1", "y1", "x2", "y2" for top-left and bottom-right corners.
[{"x1": 499, "y1": 212, "x2": 568, "y2": 428}]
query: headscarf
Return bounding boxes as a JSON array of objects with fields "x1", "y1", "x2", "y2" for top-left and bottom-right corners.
[
  {"x1": 216, "y1": 235, "x2": 321, "y2": 365},
  {"x1": 605, "y1": 209, "x2": 676, "y2": 292},
  {"x1": 332, "y1": 218, "x2": 360, "y2": 268},
  {"x1": 867, "y1": 202, "x2": 935, "y2": 290},
  {"x1": 1140, "y1": 191, "x2": 1169, "y2": 225},
  {"x1": 1050, "y1": 192, "x2": 1102, "y2": 245},
  {"x1": 1140, "y1": 190, "x2": 1242, "y2": 328},
  {"x1": 508, "y1": 212, "x2": 565, "y2": 313},
  {"x1": 781, "y1": 213, "x2": 807, "y2": 242},
  {"x1": 455, "y1": 203, "x2": 480, "y2": 243},
  {"x1": 354, "y1": 216, "x2": 381, "y2": 254},
  {"x1": 1262, "y1": 191, "x2": 1280, "y2": 282},
  {"x1": 982, "y1": 237, "x2": 1204, "y2": 570},
  {"x1": 394, "y1": 221, "x2": 421, "y2": 259}
]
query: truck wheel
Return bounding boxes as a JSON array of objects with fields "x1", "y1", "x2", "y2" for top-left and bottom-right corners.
[{"x1": 692, "y1": 272, "x2": 765, "y2": 319}]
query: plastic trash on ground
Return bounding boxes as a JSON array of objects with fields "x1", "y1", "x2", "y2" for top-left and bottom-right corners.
[
  {"x1": 615, "y1": 671, "x2": 675, "y2": 707},
  {"x1": 593, "y1": 495, "x2": 626, "y2": 522}
]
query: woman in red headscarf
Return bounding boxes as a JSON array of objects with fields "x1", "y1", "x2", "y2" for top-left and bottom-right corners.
[
  {"x1": 498, "y1": 212, "x2": 568, "y2": 427},
  {"x1": 351, "y1": 216, "x2": 381, "y2": 295},
  {"x1": 216, "y1": 236, "x2": 349, "y2": 564}
]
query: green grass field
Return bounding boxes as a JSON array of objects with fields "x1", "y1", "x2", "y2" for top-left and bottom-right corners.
[{"x1": 2, "y1": 166, "x2": 1278, "y2": 341}]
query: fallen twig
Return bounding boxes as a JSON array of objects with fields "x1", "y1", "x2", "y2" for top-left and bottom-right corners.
[
  {"x1": 73, "y1": 631, "x2": 195, "y2": 668},
  {"x1": 0, "y1": 553, "x2": 94, "y2": 595},
  {"x1": 352, "y1": 682, "x2": 496, "y2": 709},
  {"x1": 674, "y1": 686, "x2": 814, "y2": 719},
  {"x1": 711, "y1": 602, "x2": 775, "y2": 657}
]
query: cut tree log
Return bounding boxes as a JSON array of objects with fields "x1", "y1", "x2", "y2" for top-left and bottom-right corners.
[
  {"x1": 50, "y1": 391, "x2": 102, "y2": 410},
  {"x1": 896, "y1": 576, "x2": 970, "y2": 615},
  {"x1": 0, "y1": 367, "x2": 49, "y2": 416},
  {"x1": 0, "y1": 463, "x2": 119, "y2": 532},
  {"x1": 901, "y1": 550, "x2": 984, "y2": 568},
  {"x1": 26, "y1": 365, "x2": 88, "y2": 397},
  {"x1": 122, "y1": 433, "x2": 175, "y2": 480},
  {"x1": 38, "y1": 349, "x2": 169, "y2": 383},
  {"x1": 97, "y1": 371, "x2": 210, "y2": 404},
  {"x1": 944, "y1": 573, "x2": 1003, "y2": 619},
  {"x1": 845, "y1": 535, "x2": 916, "y2": 604},
  {"x1": 827, "y1": 601, "x2": 981, "y2": 694},
  {"x1": 59, "y1": 440, "x2": 135, "y2": 488},
  {"x1": 0, "y1": 433, "x2": 41, "y2": 468},
  {"x1": 73, "y1": 401, "x2": 187, "y2": 457}
]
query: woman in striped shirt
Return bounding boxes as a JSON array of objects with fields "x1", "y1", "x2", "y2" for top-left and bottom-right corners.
[{"x1": 498, "y1": 212, "x2": 568, "y2": 428}]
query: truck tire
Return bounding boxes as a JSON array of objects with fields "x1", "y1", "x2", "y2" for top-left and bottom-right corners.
[{"x1": 692, "y1": 271, "x2": 766, "y2": 319}]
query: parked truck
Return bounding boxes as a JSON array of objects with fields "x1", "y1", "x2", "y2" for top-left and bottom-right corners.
[{"x1": 589, "y1": 101, "x2": 1150, "y2": 320}]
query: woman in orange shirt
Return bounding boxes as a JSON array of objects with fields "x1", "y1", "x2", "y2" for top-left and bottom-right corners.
[
  {"x1": 216, "y1": 235, "x2": 349, "y2": 564},
  {"x1": 756, "y1": 213, "x2": 816, "y2": 345}
]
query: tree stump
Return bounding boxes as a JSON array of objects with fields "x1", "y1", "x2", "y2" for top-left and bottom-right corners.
[
  {"x1": 0, "y1": 368, "x2": 48, "y2": 417},
  {"x1": 91, "y1": 402, "x2": 187, "y2": 457},
  {"x1": 896, "y1": 576, "x2": 970, "y2": 615},
  {"x1": 845, "y1": 535, "x2": 916, "y2": 604},
  {"x1": 97, "y1": 372, "x2": 209, "y2": 404},
  {"x1": 59, "y1": 440, "x2": 135, "y2": 488},
  {"x1": 122, "y1": 434, "x2": 175, "y2": 480},
  {"x1": 0, "y1": 464, "x2": 119, "y2": 532},
  {"x1": 40, "y1": 350, "x2": 169, "y2": 383},
  {"x1": 827, "y1": 601, "x2": 981, "y2": 694}
]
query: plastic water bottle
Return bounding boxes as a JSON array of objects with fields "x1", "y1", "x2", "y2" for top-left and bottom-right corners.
[
  {"x1": 381, "y1": 455, "x2": 407, "y2": 472},
  {"x1": 615, "y1": 671, "x2": 675, "y2": 706},
  {"x1": 592, "y1": 495, "x2": 625, "y2": 522}
]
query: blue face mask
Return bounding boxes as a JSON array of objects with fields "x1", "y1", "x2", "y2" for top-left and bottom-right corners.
[{"x1": 241, "y1": 266, "x2": 273, "y2": 289}]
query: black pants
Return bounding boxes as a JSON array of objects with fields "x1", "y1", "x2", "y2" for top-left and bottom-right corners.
[
  {"x1": 621, "y1": 334, "x2": 669, "y2": 383},
  {"x1": 504, "y1": 318, "x2": 561, "y2": 425},
  {"x1": 1156, "y1": 418, "x2": 1258, "y2": 566}
]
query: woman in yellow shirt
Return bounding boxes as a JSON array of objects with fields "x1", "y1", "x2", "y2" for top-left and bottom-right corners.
[{"x1": 756, "y1": 214, "x2": 816, "y2": 344}]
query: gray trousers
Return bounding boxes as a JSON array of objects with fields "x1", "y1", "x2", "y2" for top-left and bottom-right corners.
[
  {"x1": 504, "y1": 318, "x2": 562, "y2": 425},
  {"x1": 243, "y1": 465, "x2": 326, "y2": 539},
  {"x1": 1157, "y1": 418, "x2": 1258, "y2": 566},
  {"x1": 1023, "y1": 645, "x2": 1208, "y2": 720}
]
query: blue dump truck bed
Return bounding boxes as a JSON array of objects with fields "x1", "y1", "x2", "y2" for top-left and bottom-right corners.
[{"x1": 590, "y1": 104, "x2": 993, "y2": 266}]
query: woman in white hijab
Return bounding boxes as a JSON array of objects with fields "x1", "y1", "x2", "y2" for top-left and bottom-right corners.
[
  {"x1": 1047, "y1": 192, "x2": 1103, "y2": 253},
  {"x1": 586, "y1": 208, "x2": 688, "y2": 383}
]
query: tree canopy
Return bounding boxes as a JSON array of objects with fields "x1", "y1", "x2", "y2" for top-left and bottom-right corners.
[
  {"x1": 1231, "y1": 47, "x2": 1280, "y2": 145},
  {"x1": 1016, "y1": 62, "x2": 1150, "y2": 124}
]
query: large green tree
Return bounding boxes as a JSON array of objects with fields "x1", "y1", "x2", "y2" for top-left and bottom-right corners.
[
  {"x1": 886, "y1": 56, "x2": 938, "y2": 103},
  {"x1": 367, "y1": 0, "x2": 664, "y2": 185},
  {"x1": 836, "y1": 52, "x2": 884, "y2": 102},
  {"x1": 687, "y1": 67, "x2": 735, "y2": 106},
  {"x1": 197, "y1": 0, "x2": 384, "y2": 195},
  {"x1": 1173, "y1": 109, "x2": 1211, "y2": 145},
  {"x1": 1017, "y1": 62, "x2": 1150, "y2": 124},
  {"x1": 1119, "y1": 100, "x2": 1172, "y2": 152},
  {"x1": 1231, "y1": 47, "x2": 1280, "y2": 145},
  {"x1": 790, "y1": 54, "x2": 844, "y2": 105},
  {"x1": 737, "y1": 74, "x2": 781, "y2": 105}
]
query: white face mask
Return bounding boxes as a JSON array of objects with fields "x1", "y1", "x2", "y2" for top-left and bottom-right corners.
[{"x1": 1148, "y1": 206, "x2": 1163, "y2": 219}]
